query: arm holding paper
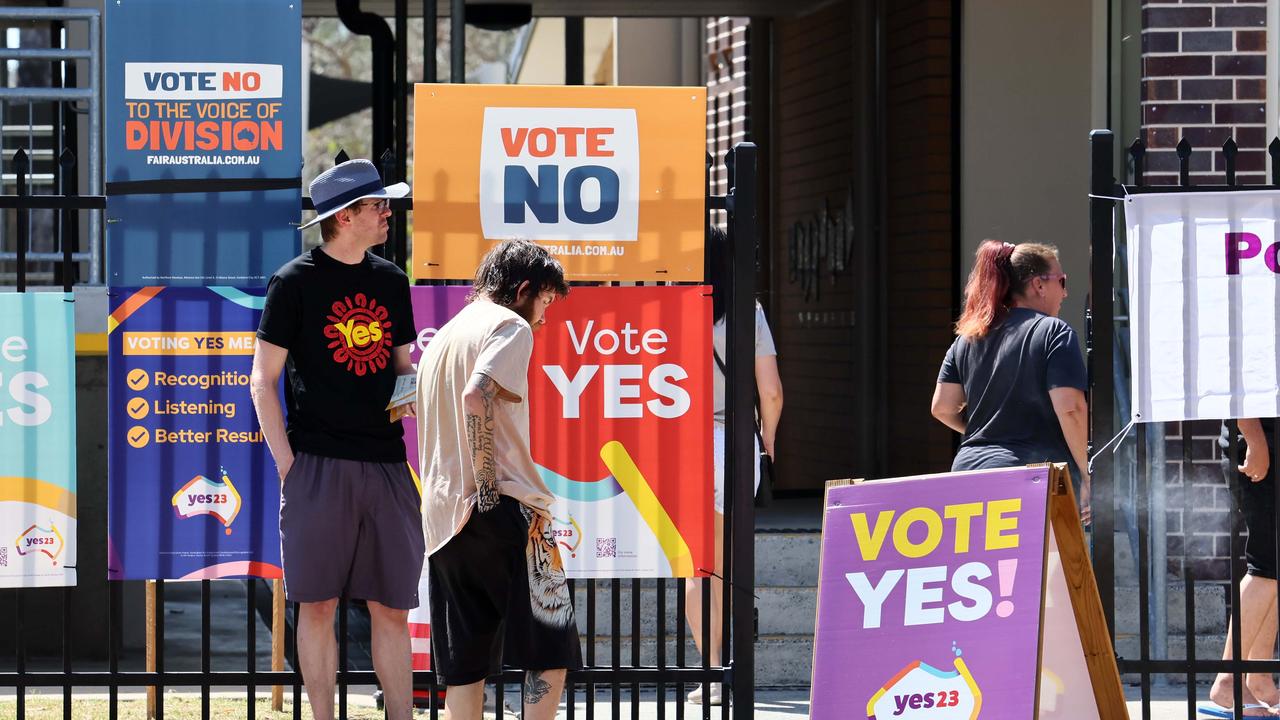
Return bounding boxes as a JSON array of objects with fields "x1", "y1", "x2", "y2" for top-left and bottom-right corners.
[{"x1": 385, "y1": 344, "x2": 417, "y2": 421}]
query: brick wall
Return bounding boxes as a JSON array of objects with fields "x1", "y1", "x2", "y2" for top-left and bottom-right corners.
[
  {"x1": 1163, "y1": 421, "x2": 1234, "y2": 580},
  {"x1": 883, "y1": 0, "x2": 956, "y2": 476},
  {"x1": 731, "y1": 0, "x2": 957, "y2": 488},
  {"x1": 706, "y1": 18, "x2": 750, "y2": 197},
  {"x1": 769, "y1": 1, "x2": 864, "y2": 490},
  {"x1": 1142, "y1": 0, "x2": 1268, "y2": 184}
]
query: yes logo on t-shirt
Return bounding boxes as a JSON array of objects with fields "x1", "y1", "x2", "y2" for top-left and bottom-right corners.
[{"x1": 324, "y1": 293, "x2": 394, "y2": 376}]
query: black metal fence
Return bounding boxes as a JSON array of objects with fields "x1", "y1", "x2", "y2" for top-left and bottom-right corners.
[
  {"x1": 1, "y1": 139, "x2": 760, "y2": 720},
  {"x1": 1090, "y1": 129, "x2": 1280, "y2": 718},
  {"x1": 1, "y1": 1, "x2": 764, "y2": 716}
]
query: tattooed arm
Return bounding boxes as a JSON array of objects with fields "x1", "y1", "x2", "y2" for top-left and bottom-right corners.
[{"x1": 462, "y1": 373, "x2": 502, "y2": 512}]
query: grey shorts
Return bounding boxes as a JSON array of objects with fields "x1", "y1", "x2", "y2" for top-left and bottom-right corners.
[{"x1": 280, "y1": 452, "x2": 425, "y2": 609}]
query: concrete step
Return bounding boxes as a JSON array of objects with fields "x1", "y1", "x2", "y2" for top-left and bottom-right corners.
[
  {"x1": 1115, "y1": 632, "x2": 1227, "y2": 684},
  {"x1": 579, "y1": 636, "x2": 813, "y2": 688},
  {"x1": 1114, "y1": 583, "x2": 1229, "y2": 636},
  {"x1": 572, "y1": 586, "x2": 816, "y2": 638},
  {"x1": 754, "y1": 532, "x2": 821, "y2": 587},
  {"x1": 759, "y1": 587, "x2": 817, "y2": 636},
  {"x1": 565, "y1": 532, "x2": 819, "y2": 591},
  {"x1": 567, "y1": 530, "x2": 820, "y2": 689}
]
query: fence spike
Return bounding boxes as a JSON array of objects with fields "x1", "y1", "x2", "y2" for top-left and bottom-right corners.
[
  {"x1": 1176, "y1": 138, "x2": 1193, "y2": 186},
  {"x1": 1128, "y1": 138, "x2": 1146, "y2": 185},
  {"x1": 13, "y1": 147, "x2": 29, "y2": 173},
  {"x1": 1269, "y1": 138, "x2": 1280, "y2": 185},
  {"x1": 334, "y1": 149, "x2": 350, "y2": 164},
  {"x1": 1223, "y1": 138, "x2": 1239, "y2": 186},
  {"x1": 59, "y1": 147, "x2": 75, "y2": 169}
]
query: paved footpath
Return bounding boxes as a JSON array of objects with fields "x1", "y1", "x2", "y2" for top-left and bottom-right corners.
[
  {"x1": 402, "y1": 685, "x2": 1241, "y2": 719},
  {"x1": 556, "y1": 688, "x2": 809, "y2": 718},
  {"x1": 0, "y1": 683, "x2": 1249, "y2": 718},
  {"x1": 542, "y1": 686, "x2": 1267, "y2": 719}
]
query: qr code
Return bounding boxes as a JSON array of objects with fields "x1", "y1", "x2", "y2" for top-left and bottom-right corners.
[
  {"x1": 1, "y1": 546, "x2": 9, "y2": 567},
  {"x1": 596, "y1": 538, "x2": 617, "y2": 559}
]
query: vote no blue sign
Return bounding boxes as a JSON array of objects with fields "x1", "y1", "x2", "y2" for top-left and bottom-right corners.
[{"x1": 105, "y1": 0, "x2": 301, "y2": 286}]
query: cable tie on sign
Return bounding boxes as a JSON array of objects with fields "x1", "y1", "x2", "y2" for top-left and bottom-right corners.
[
  {"x1": 1092, "y1": 185, "x2": 1134, "y2": 202},
  {"x1": 1087, "y1": 416, "x2": 1138, "y2": 475},
  {"x1": 699, "y1": 569, "x2": 760, "y2": 600}
]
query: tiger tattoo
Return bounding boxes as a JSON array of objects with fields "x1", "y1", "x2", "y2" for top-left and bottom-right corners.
[{"x1": 521, "y1": 504, "x2": 575, "y2": 628}]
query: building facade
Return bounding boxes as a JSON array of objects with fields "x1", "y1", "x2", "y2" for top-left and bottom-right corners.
[{"x1": 693, "y1": 0, "x2": 1263, "y2": 584}]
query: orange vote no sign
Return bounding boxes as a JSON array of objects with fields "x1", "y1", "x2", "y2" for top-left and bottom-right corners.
[{"x1": 411, "y1": 84, "x2": 708, "y2": 282}]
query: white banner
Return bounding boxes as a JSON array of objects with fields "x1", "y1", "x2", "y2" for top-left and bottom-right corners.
[
  {"x1": 1127, "y1": 190, "x2": 1280, "y2": 422},
  {"x1": 124, "y1": 63, "x2": 283, "y2": 100},
  {"x1": 478, "y1": 107, "x2": 640, "y2": 242}
]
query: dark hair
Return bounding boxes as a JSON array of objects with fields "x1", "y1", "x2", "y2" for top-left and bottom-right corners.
[
  {"x1": 955, "y1": 240, "x2": 1057, "y2": 338},
  {"x1": 319, "y1": 214, "x2": 340, "y2": 242},
  {"x1": 470, "y1": 239, "x2": 569, "y2": 305},
  {"x1": 708, "y1": 226, "x2": 728, "y2": 323}
]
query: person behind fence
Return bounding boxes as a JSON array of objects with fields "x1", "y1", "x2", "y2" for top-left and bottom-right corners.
[
  {"x1": 1206, "y1": 418, "x2": 1280, "y2": 718},
  {"x1": 250, "y1": 159, "x2": 422, "y2": 720},
  {"x1": 683, "y1": 226, "x2": 784, "y2": 706},
  {"x1": 415, "y1": 240, "x2": 580, "y2": 720},
  {"x1": 930, "y1": 240, "x2": 1090, "y2": 521}
]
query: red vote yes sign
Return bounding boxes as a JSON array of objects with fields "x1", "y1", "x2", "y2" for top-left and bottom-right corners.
[{"x1": 529, "y1": 286, "x2": 713, "y2": 578}]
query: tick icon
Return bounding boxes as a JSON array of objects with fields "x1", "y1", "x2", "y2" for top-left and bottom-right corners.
[
  {"x1": 127, "y1": 426, "x2": 150, "y2": 449},
  {"x1": 126, "y1": 369, "x2": 149, "y2": 390},
  {"x1": 127, "y1": 398, "x2": 149, "y2": 420}
]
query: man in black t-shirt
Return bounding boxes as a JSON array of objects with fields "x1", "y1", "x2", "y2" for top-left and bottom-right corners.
[{"x1": 250, "y1": 159, "x2": 421, "y2": 720}]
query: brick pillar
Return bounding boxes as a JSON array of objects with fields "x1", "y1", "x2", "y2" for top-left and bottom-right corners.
[
  {"x1": 705, "y1": 17, "x2": 750, "y2": 198},
  {"x1": 1141, "y1": 0, "x2": 1268, "y2": 185},
  {"x1": 1140, "y1": 2, "x2": 1267, "y2": 581},
  {"x1": 1164, "y1": 421, "x2": 1234, "y2": 581}
]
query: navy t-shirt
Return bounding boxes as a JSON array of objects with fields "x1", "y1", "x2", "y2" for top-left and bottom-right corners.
[
  {"x1": 938, "y1": 308, "x2": 1087, "y2": 480},
  {"x1": 257, "y1": 247, "x2": 415, "y2": 463}
]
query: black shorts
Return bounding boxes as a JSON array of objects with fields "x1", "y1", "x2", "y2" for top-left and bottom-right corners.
[
  {"x1": 1222, "y1": 434, "x2": 1278, "y2": 579},
  {"x1": 428, "y1": 496, "x2": 582, "y2": 686}
]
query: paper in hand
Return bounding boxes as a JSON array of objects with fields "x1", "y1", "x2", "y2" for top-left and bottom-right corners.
[{"x1": 387, "y1": 374, "x2": 417, "y2": 422}]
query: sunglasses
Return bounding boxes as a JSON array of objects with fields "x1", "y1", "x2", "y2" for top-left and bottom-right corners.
[
  {"x1": 1037, "y1": 272, "x2": 1067, "y2": 290},
  {"x1": 358, "y1": 198, "x2": 389, "y2": 211}
]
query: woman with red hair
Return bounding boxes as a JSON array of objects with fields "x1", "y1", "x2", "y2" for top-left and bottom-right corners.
[{"x1": 931, "y1": 240, "x2": 1090, "y2": 521}]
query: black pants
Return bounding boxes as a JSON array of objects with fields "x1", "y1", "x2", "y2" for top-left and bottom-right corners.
[
  {"x1": 1221, "y1": 427, "x2": 1278, "y2": 579},
  {"x1": 427, "y1": 496, "x2": 582, "y2": 686}
]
